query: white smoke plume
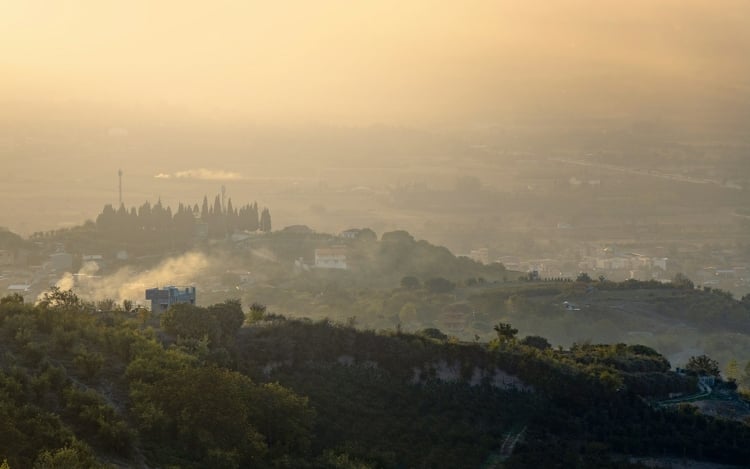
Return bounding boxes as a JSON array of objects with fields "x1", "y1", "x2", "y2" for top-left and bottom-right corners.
[
  {"x1": 38, "y1": 261, "x2": 101, "y2": 303},
  {"x1": 154, "y1": 168, "x2": 244, "y2": 181},
  {"x1": 43, "y1": 252, "x2": 210, "y2": 306}
]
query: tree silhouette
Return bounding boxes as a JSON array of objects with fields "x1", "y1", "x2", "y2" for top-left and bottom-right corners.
[
  {"x1": 494, "y1": 322, "x2": 518, "y2": 343},
  {"x1": 260, "y1": 208, "x2": 272, "y2": 232},
  {"x1": 520, "y1": 335, "x2": 551, "y2": 350},
  {"x1": 576, "y1": 272, "x2": 592, "y2": 282},
  {"x1": 92, "y1": 194, "x2": 270, "y2": 242},
  {"x1": 400, "y1": 276, "x2": 420, "y2": 290},
  {"x1": 672, "y1": 273, "x2": 694, "y2": 290},
  {"x1": 686, "y1": 354, "x2": 720, "y2": 377}
]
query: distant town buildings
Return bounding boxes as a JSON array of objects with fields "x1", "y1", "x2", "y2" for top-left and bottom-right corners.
[
  {"x1": 145, "y1": 286, "x2": 196, "y2": 313},
  {"x1": 500, "y1": 246, "x2": 679, "y2": 283}
]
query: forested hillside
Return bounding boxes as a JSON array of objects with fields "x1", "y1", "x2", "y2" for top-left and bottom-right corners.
[{"x1": 1, "y1": 290, "x2": 749, "y2": 468}]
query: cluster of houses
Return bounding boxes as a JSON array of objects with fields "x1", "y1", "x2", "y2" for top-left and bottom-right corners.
[
  {"x1": 496, "y1": 243, "x2": 749, "y2": 296},
  {"x1": 1, "y1": 248, "x2": 109, "y2": 303},
  {"x1": 578, "y1": 251, "x2": 669, "y2": 278},
  {"x1": 5, "y1": 225, "x2": 749, "y2": 308}
]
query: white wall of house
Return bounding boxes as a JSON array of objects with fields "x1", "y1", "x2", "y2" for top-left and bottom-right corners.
[{"x1": 314, "y1": 249, "x2": 348, "y2": 269}]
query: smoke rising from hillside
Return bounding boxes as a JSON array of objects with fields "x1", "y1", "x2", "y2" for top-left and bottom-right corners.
[{"x1": 45, "y1": 252, "x2": 211, "y2": 305}]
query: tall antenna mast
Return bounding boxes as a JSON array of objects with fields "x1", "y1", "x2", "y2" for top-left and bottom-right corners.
[{"x1": 118, "y1": 169, "x2": 123, "y2": 206}]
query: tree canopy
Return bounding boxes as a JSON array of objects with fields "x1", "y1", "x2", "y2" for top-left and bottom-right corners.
[
  {"x1": 686, "y1": 354, "x2": 721, "y2": 377},
  {"x1": 1, "y1": 291, "x2": 749, "y2": 468}
]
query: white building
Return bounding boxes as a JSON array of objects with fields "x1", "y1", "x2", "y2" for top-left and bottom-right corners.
[{"x1": 314, "y1": 247, "x2": 348, "y2": 270}]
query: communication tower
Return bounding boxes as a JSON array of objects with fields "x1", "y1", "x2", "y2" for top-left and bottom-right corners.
[{"x1": 118, "y1": 169, "x2": 123, "y2": 206}]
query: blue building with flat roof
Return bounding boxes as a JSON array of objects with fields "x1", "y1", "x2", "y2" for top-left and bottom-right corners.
[{"x1": 145, "y1": 286, "x2": 196, "y2": 313}]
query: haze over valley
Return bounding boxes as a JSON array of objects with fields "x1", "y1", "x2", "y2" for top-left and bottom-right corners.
[{"x1": 2, "y1": 2, "x2": 750, "y2": 468}]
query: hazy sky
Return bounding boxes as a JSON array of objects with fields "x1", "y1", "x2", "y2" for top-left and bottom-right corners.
[{"x1": 2, "y1": 1, "x2": 750, "y2": 127}]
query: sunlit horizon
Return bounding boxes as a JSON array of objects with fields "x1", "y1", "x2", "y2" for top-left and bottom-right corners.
[{"x1": 2, "y1": 1, "x2": 749, "y2": 128}]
